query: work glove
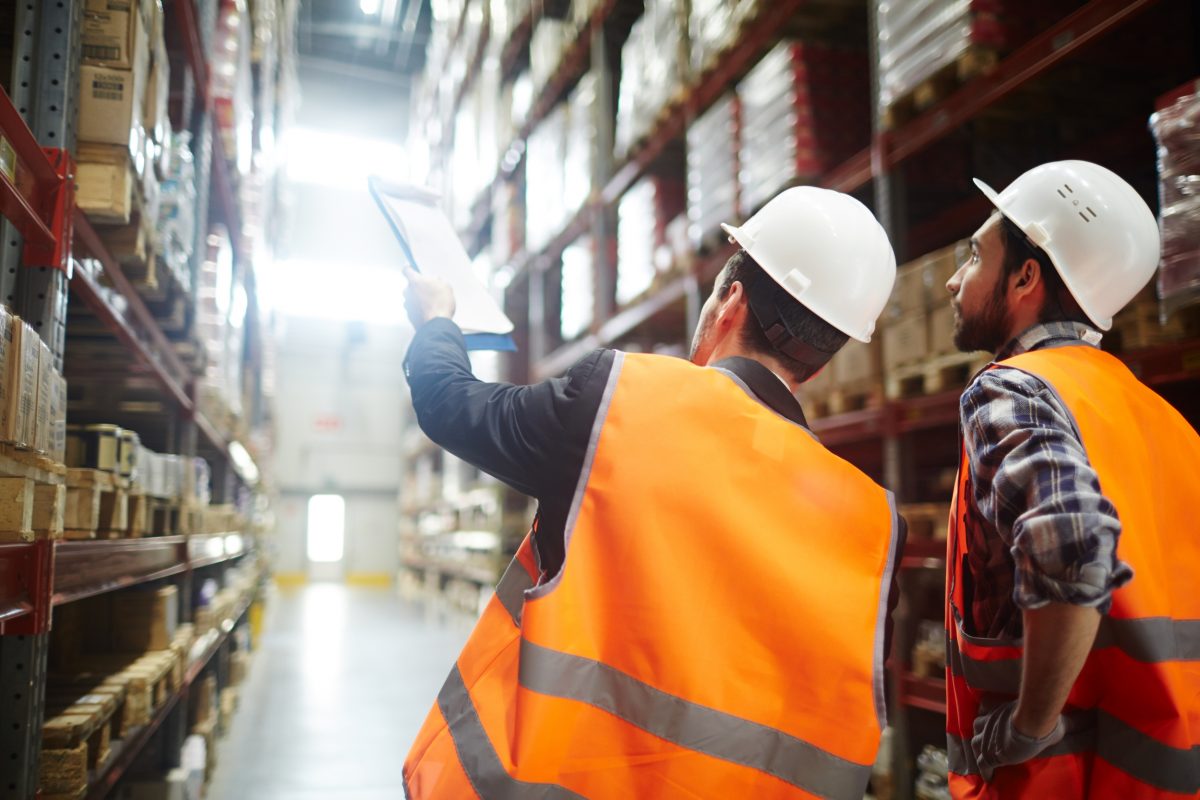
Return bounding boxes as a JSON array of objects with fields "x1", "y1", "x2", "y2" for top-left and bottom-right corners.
[{"x1": 970, "y1": 700, "x2": 1065, "y2": 781}]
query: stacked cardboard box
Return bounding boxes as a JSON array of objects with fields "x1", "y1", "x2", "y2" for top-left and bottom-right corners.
[
  {"x1": 616, "y1": 177, "x2": 686, "y2": 306},
  {"x1": 881, "y1": 240, "x2": 969, "y2": 375},
  {"x1": 738, "y1": 41, "x2": 869, "y2": 213},
  {"x1": 0, "y1": 308, "x2": 67, "y2": 460},
  {"x1": 77, "y1": 0, "x2": 163, "y2": 226}
]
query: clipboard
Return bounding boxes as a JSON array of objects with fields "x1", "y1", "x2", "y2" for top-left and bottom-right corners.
[{"x1": 369, "y1": 177, "x2": 516, "y2": 351}]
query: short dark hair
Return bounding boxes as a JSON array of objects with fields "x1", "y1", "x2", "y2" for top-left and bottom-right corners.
[
  {"x1": 996, "y1": 215, "x2": 1089, "y2": 325},
  {"x1": 718, "y1": 250, "x2": 849, "y2": 383}
]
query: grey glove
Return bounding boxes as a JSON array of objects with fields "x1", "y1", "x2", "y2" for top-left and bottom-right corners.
[{"x1": 970, "y1": 701, "x2": 1065, "y2": 781}]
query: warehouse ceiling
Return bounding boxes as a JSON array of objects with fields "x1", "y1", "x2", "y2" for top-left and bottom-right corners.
[{"x1": 297, "y1": 0, "x2": 432, "y2": 84}]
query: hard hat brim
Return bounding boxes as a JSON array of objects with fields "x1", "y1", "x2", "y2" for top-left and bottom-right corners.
[
  {"x1": 720, "y1": 222, "x2": 742, "y2": 247},
  {"x1": 973, "y1": 177, "x2": 1002, "y2": 209}
]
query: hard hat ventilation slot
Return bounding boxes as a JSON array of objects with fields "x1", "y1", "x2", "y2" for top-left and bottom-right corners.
[
  {"x1": 1057, "y1": 188, "x2": 1067, "y2": 198},
  {"x1": 1078, "y1": 211, "x2": 1091, "y2": 222}
]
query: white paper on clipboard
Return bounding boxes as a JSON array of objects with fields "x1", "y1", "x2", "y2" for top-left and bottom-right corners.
[{"x1": 369, "y1": 177, "x2": 515, "y2": 351}]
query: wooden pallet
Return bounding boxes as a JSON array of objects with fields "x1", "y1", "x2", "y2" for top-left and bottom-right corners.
[
  {"x1": 64, "y1": 469, "x2": 128, "y2": 540},
  {"x1": 0, "y1": 444, "x2": 66, "y2": 542},
  {"x1": 885, "y1": 352, "x2": 991, "y2": 400},
  {"x1": 882, "y1": 46, "x2": 998, "y2": 130},
  {"x1": 807, "y1": 381, "x2": 885, "y2": 419},
  {"x1": 1109, "y1": 297, "x2": 1200, "y2": 353}
]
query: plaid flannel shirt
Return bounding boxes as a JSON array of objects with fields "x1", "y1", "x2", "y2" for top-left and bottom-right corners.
[{"x1": 959, "y1": 321, "x2": 1133, "y2": 640}]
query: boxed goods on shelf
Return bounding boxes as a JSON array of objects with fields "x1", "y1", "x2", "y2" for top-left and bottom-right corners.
[
  {"x1": 560, "y1": 236, "x2": 594, "y2": 340},
  {"x1": 112, "y1": 585, "x2": 179, "y2": 652},
  {"x1": 82, "y1": 7, "x2": 145, "y2": 71},
  {"x1": 617, "y1": 176, "x2": 687, "y2": 306},
  {"x1": 738, "y1": 40, "x2": 869, "y2": 213},
  {"x1": 1151, "y1": 82, "x2": 1200, "y2": 315},
  {"x1": 687, "y1": 92, "x2": 740, "y2": 247},
  {"x1": 212, "y1": 0, "x2": 253, "y2": 176},
  {"x1": 525, "y1": 104, "x2": 568, "y2": 252},
  {"x1": 75, "y1": 143, "x2": 137, "y2": 224},
  {"x1": 157, "y1": 132, "x2": 199, "y2": 294},
  {"x1": 530, "y1": 17, "x2": 571, "y2": 91},
  {"x1": 615, "y1": 0, "x2": 688, "y2": 156},
  {"x1": 564, "y1": 72, "x2": 598, "y2": 219},
  {"x1": 689, "y1": 0, "x2": 754, "y2": 75}
]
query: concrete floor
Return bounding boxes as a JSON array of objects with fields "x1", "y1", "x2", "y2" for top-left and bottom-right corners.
[{"x1": 206, "y1": 583, "x2": 473, "y2": 800}]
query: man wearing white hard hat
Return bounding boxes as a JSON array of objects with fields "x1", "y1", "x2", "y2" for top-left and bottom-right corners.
[
  {"x1": 943, "y1": 160, "x2": 1200, "y2": 797},
  {"x1": 400, "y1": 187, "x2": 904, "y2": 799}
]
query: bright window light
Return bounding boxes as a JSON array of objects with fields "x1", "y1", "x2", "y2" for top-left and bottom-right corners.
[
  {"x1": 260, "y1": 258, "x2": 410, "y2": 324},
  {"x1": 360, "y1": 0, "x2": 382, "y2": 14},
  {"x1": 307, "y1": 495, "x2": 346, "y2": 563},
  {"x1": 284, "y1": 127, "x2": 406, "y2": 190}
]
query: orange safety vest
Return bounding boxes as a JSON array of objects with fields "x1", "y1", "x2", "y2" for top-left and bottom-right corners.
[
  {"x1": 404, "y1": 352, "x2": 902, "y2": 798},
  {"x1": 946, "y1": 345, "x2": 1200, "y2": 798}
]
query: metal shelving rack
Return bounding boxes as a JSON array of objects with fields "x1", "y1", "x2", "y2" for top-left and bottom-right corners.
[
  {"x1": 0, "y1": 2, "x2": 274, "y2": 797},
  {"x1": 415, "y1": 0, "x2": 1200, "y2": 795}
]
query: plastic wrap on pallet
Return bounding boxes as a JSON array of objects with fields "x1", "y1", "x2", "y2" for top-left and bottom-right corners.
[
  {"x1": 451, "y1": 95, "x2": 481, "y2": 230},
  {"x1": 525, "y1": 105, "x2": 568, "y2": 252},
  {"x1": 687, "y1": 92, "x2": 739, "y2": 246},
  {"x1": 531, "y1": 18, "x2": 571, "y2": 91},
  {"x1": 738, "y1": 41, "x2": 869, "y2": 213},
  {"x1": 689, "y1": 0, "x2": 754, "y2": 75},
  {"x1": 561, "y1": 235, "x2": 594, "y2": 340},
  {"x1": 157, "y1": 131, "x2": 198, "y2": 294},
  {"x1": 1151, "y1": 87, "x2": 1200, "y2": 313},
  {"x1": 617, "y1": 179, "x2": 658, "y2": 306},
  {"x1": 564, "y1": 72, "x2": 597, "y2": 219},
  {"x1": 211, "y1": 0, "x2": 253, "y2": 176},
  {"x1": 615, "y1": 0, "x2": 688, "y2": 157}
]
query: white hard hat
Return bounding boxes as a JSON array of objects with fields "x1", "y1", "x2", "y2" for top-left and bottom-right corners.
[
  {"x1": 973, "y1": 160, "x2": 1161, "y2": 331},
  {"x1": 720, "y1": 187, "x2": 896, "y2": 342}
]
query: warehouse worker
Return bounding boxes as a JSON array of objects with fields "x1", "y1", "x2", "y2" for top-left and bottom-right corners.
[
  {"x1": 943, "y1": 160, "x2": 1200, "y2": 797},
  {"x1": 400, "y1": 187, "x2": 902, "y2": 799}
]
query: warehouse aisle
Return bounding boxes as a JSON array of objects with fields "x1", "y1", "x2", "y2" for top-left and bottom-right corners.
[{"x1": 206, "y1": 583, "x2": 473, "y2": 800}]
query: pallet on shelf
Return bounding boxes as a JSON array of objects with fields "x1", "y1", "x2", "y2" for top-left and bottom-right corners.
[
  {"x1": 885, "y1": 351, "x2": 989, "y2": 401},
  {"x1": 0, "y1": 444, "x2": 67, "y2": 541},
  {"x1": 882, "y1": 45, "x2": 998, "y2": 130},
  {"x1": 64, "y1": 468, "x2": 128, "y2": 540},
  {"x1": 899, "y1": 502, "x2": 950, "y2": 543},
  {"x1": 40, "y1": 689, "x2": 121, "y2": 788}
]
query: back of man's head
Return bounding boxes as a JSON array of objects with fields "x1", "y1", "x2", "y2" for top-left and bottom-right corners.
[{"x1": 719, "y1": 250, "x2": 850, "y2": 383}]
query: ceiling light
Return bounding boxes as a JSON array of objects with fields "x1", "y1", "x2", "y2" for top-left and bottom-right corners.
[{"x1": 360, "y1": 0, "x2": 381, "y2": 14}]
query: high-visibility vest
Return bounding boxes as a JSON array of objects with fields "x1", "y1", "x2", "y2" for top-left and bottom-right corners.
[
  {"x1": 404, "y1": 352, "x2": 902, "y2": 799},
  {"x1": 946, "y1": 345, "x2": 1200, "y2": 798}
]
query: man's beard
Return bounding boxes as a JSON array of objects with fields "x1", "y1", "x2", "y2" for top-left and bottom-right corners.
[{"x1": 953, "y1": 282, "x2": 1011, "y2": 354}]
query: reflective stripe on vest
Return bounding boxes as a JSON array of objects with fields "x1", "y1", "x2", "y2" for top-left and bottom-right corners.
[
  {"x1": 407, "y1": 352, "x2": 901, "y2": 798},
  {"x1": 945, "y1": 346, "x2": 1200, "y2": 798}
]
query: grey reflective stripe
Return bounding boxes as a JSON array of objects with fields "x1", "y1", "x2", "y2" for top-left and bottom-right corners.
[
  {"x1": 949, "y1": 617, "x2": 1200, "y2": 693},
  {"x1": 494, "y1": 555, "x2": 535, "y2": 628},
  {"x1": 1097, "y1": 710, "x2": 1200, "y2": 794},
  {"x1": 526, "y1": 351, "x2": 625, "y2": 601},
  {"x1": 437, "y1": 664, "x2": 586, "y2": 800},
  {"x1": 519, "y1": 640, "x2": 872, "y2": 799},
  {"x1": 947, "y1": 712, "x2": 1200, "y2": 794},
  {"x1": 1094, "y1": 616, "x2": 1200, "y2": 662},
  {"x1": 874, "y1": 491, "x2": 902, "y2": 727}
]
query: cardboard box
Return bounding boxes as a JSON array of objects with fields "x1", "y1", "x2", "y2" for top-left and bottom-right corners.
[
  {"x1": 112, "y1": 585, "x2": 178, "y2": 652},
  {"x1": 79, "y1": 66, "x2": 140, "y2": 149},
  {"x1": 83, "y1": 10, "x2": 137, "y2": 70},
  {"x1": 832, "y1": 339, "x2": 881, "y2": 387},
  {"x1": 882, "y1": 313, "x2": 930, "y2": 373},
  {"x1": 35, "y1": 339, "x2": 53, "y2": 455},
  {"x1": 76, "y1": 143, "x2": 135, "y2": 224},
  {"x1": 51, "y1": 375, "x2": 67, "y2": 463},
  {"x1": 0, "y1": 307, "x2": 12, "y2": 442},
  {"x1": 86, "y1": 0, "x2": 134, "y2": 10},
  {"x1": 928, "y1": 303, "x2": 958, "y2": 359},
  {"x1": 8, "y1": 321, "x2": 41, "y2": 447}
]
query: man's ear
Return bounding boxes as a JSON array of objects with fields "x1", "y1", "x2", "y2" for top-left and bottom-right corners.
[
  {"x1": 716, "y1": 280, "x2": 749, "y2": 331},
  {"x1": 1010, "y1": 258, "x2": 1042, "y2": 302}
]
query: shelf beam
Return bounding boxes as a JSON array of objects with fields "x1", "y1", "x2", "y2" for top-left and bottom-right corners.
[
  {"x1": 884, "y1": 0, "x2": 1162, "y2": 170},
  {"x1": 72, "y1": 213, "x2": 193, "y2": 413}
]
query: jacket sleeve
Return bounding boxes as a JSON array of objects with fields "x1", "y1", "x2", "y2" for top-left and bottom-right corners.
[{"x1": 403, "y1": 318, "x2": 614, "y2": 500}]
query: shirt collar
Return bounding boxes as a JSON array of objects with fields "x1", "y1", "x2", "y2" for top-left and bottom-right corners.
[
  {"x1": 711, "y1": 356, "x2": 810, "y2": 429},
  {"x1": 995, "y1": 321, "x2": 1102, "y2": 361}
]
